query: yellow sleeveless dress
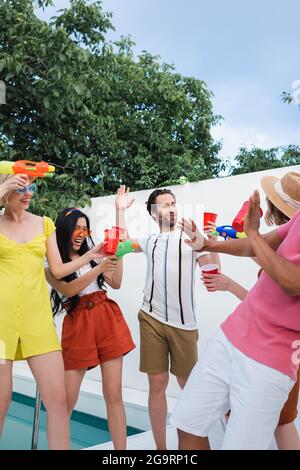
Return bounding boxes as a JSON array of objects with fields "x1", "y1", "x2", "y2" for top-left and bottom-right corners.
[{"x1": 0, "y1": 216, "x2": 61, "y2": 361}]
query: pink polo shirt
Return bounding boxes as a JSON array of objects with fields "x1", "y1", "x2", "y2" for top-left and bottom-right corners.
[{"x1": 221, "y1": 209, "x2": 300, "y2": 380}]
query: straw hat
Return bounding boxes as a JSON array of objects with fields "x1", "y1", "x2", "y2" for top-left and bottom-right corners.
[{"x1": 260, "y1": 171, "x2": 300, "y2": 219}]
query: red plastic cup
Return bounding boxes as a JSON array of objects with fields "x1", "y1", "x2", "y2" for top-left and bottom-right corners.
[
  {"x1": 116, "y1": 227, "x2": 127, "y2": 240},
  {"x1": 104, "y1": 227, "x2": 120, "y2": 255},
  {"x1": 201, "y1": 263, "x2": 219, "y2": 291},
  {"x1": 203, "y1": 212, "x2": 218, "y2": 227}
]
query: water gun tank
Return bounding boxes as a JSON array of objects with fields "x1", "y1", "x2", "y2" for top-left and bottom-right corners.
[{"x1": 232, "y1": 201, "x2": 263, "y2": 232}]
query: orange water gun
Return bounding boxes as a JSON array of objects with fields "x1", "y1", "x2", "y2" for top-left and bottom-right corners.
[{"x1": 0, "y1": 160, "x2": 55, "y2": 178}]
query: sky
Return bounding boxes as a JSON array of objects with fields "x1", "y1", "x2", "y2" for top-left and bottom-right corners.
[{"x1": 37, "y1": 0, "x2": 300, "y2": 160}]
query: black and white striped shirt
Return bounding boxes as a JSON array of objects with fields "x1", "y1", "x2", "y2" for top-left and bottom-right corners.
[{"x1": 138, "y1": 230, "x2": 206, "y2": 330}]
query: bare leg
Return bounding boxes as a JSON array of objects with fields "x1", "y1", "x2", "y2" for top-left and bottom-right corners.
[
  {"x1": 148, "y1": 372, "x2": 169, "y2": 450},
  {"x1": 27, "y1": 351, "x2": 70, "y2": 450},
  {"x1": 275, "y1": 423, "x2": 300, "y2": 450},
  {"x1": 176, "y1": 375, "x2": 188, "y2": 390},
  {"x1": 101, "y1": 357, "x2": 126, "y2": 450},
  {"x1": 0, "y1": 360, "x2": 13, "y2": 436},
  {"x1": 64, "y1": 369, "x2": 86, "y2": 416},
  {"x1": 178, "y1": 428, "x2": 210, "y2": 450}
]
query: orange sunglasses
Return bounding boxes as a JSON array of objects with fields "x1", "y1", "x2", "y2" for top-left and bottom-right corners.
[{"x1": 73, "y1": 227, "x2": 92, "y2": 238}]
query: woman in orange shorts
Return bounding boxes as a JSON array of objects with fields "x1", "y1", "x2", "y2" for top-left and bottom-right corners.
[{"x1": 45, "y1": 186, "x2": 135, "y2": 450}]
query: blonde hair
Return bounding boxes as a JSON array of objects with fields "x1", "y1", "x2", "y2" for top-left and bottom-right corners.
[
  {"x1": 0, "y1": 174, "x2": 11, "y2": 207},
  {"x1": 265, "y1": 197, "x2": 290, "y2": 226}
]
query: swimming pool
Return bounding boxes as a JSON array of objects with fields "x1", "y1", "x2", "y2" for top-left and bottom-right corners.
[{"x1": 0, "y1": 392, "x2": 142, "y2": 450}]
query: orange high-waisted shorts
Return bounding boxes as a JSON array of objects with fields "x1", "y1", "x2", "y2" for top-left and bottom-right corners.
[{"x1": 62, "y1": 291, "x2": 135, "y2": 370}]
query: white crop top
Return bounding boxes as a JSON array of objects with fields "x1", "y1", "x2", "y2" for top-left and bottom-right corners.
[{"x1": 76, "y1": 263, "x2": 102, "y2": 296}]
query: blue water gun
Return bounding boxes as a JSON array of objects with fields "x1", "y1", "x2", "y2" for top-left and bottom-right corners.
[{"x1": 212, "y1": 225, "x2": 247, "y2": 240}]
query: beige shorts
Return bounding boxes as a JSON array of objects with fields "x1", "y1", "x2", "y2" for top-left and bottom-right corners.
[{"x1": 138, "y1": 310, "x2": 199, "y2": 377}]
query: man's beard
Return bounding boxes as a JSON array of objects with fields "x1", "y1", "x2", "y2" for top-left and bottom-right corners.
[{"x1": 160, "y1": 216, "x2": 176, "y2": 230}]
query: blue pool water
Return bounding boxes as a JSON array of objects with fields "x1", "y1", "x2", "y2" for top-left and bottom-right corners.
[{"x1": 0, "y1": 392, "x2": 142, "y2": 450}]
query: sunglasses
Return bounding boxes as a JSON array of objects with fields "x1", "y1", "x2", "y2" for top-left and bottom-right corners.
[
  {"x1": 16, "y1": 183, "x2": 37, "y2": 194},
  {"x1": 73, "y1": 227, "x2": 92, "y2": 238}
]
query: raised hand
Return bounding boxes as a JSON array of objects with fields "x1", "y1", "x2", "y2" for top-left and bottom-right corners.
[
  {"x1": 115, "y1": 185, "x2": 135, "y2": 211},
  {"x1": 244, "y1": 190, "x2": 261, "y2": 236},
  {"x1": 2, "y1": 174, "x2": 29, "y2": 193},
  {"x1": 178, "y1": 218, "x2": 205, "y2": 251}
]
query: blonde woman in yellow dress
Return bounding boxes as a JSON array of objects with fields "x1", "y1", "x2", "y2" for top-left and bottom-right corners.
[{"x1": 0, "y1": 174, "x2": 102, "y2": 449}]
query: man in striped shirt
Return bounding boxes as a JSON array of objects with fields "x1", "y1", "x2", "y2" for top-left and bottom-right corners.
[{"x1": 126, "y1": 188, "x2": 220, "y2": 450}]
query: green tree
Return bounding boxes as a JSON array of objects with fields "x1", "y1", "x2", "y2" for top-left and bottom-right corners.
[
  {"x1": 229, "y1": 145, "x2": 300, "y2": 176},
  {"x1": 0, "y1": 0, "x2": 222, "y2": 217},
  {"x1": 282, "y1": 87, "x2": 300, "y2": 110}
]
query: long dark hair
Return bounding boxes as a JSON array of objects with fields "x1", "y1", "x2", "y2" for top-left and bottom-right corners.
[{"x1": 51, "y1": 207, "x2": 105, "y2": 315}]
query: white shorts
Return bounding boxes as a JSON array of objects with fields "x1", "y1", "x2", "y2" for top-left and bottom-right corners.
[{"x1": 170, "y1": 328, "x2": 295, "y2": 450}]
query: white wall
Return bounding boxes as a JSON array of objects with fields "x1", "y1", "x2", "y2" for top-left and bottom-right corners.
[{"x1": 60, "y1": 164, "x2": 300, "y2": 399}]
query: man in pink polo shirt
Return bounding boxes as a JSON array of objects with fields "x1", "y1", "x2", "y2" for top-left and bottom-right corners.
[{"x1": 170, "y1": 176, "x2": 300, "y2": 450}]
